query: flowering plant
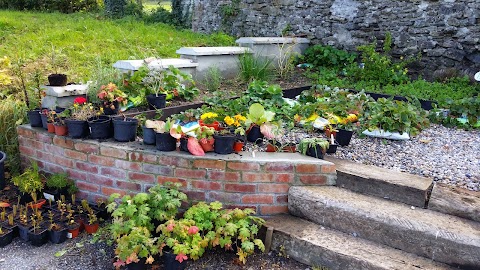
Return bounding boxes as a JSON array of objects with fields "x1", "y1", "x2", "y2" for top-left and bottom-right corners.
[
  {"x1": 218, "y1": 114, "x2": 246, "y2": 136},
  {"x1": 200, "y1": 112, "x2": 219, "y2": 125},
  {"x1": 97, "y1": 83, "x2": 128, "y2": 108},
  {"x1": 70, "y1": 101, "x2": 103, "y2": 121}
]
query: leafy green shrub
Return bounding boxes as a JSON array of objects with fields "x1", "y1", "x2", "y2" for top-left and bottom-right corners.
[
  {"x1": 0, "y1": 0, "x2": 99, "y2": 13},
  {"x1": 12, "y1": 161, "x2": 44, "y2": 195},
  {"x1": 237, "y1": 53, "x2": 274, "y2": 83},
  {"x1": 104, "y1": 0, "x2": 144, "y2": 18},
  {"x1": 144, "y1": 6, "x2": 175, "y2": 24},
  {"x1": 301, "y1": 44, "x2": 357, "y2": 70},
  {"x1": 46, "y1": 172, "x2": 70, "y2": 189},
  {"x1": 430, "y1": 96, "x2": 480, "y2": 129}
]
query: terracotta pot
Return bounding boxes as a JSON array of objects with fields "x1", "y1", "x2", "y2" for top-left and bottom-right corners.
[
  {"x1": 199, "y1": 120, "x2": 221, "y2": 131},
  {"x1": 84, "y1": 222, "x2": 99, "y2": 234},
  {"x1": 199, "y1": 139, "x2": 215, "y2": 152},
  {"x1": 67, "y1": 223, "x2": 80, "y2": 239},
  {"x1": 47, "y1": 123, "x2": 55, "y2": 133},
  {"x1": 282, "y1": 144, "x2": 297, "y2": 153},
  {"x1": 233, "y1": 141, "x2": 244, "y2": 152},
  {"x1": 54, "y1": 124, "x2": 68, "y2": 136}
]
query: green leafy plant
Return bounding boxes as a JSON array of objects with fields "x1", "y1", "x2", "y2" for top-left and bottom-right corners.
[
  {"x1": 114, "y1": 226, "x2": 159, "y2": 267},
  {"x1": 161, "y1": 66, "x2": 199, "y2": 101},
  {"x1": 12, "y1": 161, "x2": 44, "y2": 196},
  {"x1": 301, "y1": 44, "x2": 357, "y2": 70},
  {"x1": 203, "y1": 66, "x2": 223, "y2": 92},
  {"x1": 245, "y1": 103, "x2": 275, "y2": 127},
  {"x1": 298, "y1": 138, "x2": 329, "y2": 156},
  {"x1": 46, "y1": 172, "x2": 69, "y2": 190},
  {"x1": 238, "y1": 53, "x2": 274, "y2": 83},
  {"x1": 147, "y1": 182, "x2": 188, "y2": 222}
]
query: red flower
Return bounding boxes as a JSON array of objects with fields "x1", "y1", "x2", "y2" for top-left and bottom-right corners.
[
  {"x1": 187, "y1": 226, "x2": 199, "y2": 235},
  {"x1": 73, "y1": 97, "x2": 87, "y2": 105}
]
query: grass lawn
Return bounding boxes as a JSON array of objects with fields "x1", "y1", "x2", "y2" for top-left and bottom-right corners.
[{"x1": 0, "y1": 10, "x2": 233, "y2": 82}]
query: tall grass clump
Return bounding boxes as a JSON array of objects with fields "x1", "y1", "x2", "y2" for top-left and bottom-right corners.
[
  {"x1": 0, "y1": 97, "x2": 28, "y2": 175},
  {"x1": 238, "y1": 53, "x2": 274, "y2": 83}
]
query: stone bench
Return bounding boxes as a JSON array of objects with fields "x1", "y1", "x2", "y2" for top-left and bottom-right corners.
[{"x1": 176, "y1": 46, "x2": 251, "y2": 81}]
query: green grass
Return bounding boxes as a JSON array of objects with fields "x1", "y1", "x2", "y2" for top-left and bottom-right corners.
[
  {"x1": 0, "y1": 10, "x2": 233, "y2": 82},
  {"x1": 144, "y1": 1, "x2": 171, "y2": 12}
]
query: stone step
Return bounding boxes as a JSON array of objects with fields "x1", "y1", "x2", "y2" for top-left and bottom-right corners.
[
  {"x1": 325, "y1": 157, "x2": 433, "y2": 208},
  {"x1": 266, "y1": 215, "x2": 455, "y2": 270},
  {"x1": 288, "y1": 186, "x2": 480, "y2": 268},
  {"x1": 428, "y1": 183, "x2": 480, "y2": 223}
]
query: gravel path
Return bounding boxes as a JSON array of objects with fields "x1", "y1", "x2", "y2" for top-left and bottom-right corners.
[{"x1": 332, "y1": 124, "x2": 480, "y2": 191}]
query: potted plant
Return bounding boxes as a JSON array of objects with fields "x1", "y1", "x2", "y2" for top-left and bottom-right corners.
[
  {"x1": 46, "y1": 210, "x2": 67, "y2": 244},
  {"x1": 298, "y1": 138, "x2": 330, "y2": 159},
  {"x1": 195, "y1": 126, "x2": 215, "y2": 152},
  {"x1": 66, "y1": 209, "x2": 80, "y2": 239},
  {"x1": 97, "y1": 83, "x2": 128, "y2": 115},
  {"x1": 146, "y1": 119, "x2": 177, "y2": 151},
  {"x1": 161, "y1": 66, "x2": 199, "y2": 102},
  {"x1": 65, "y1": 97, "x2": 95, "y2": 138},
  {"x1": 143, "y1": 68, "x2": 168, "y2": 110},
  {"x1": 0, "y1": 225, "x2": 13, "y2": 248},
  {"x1": 199, "y1": 112, "x2": 221, "y2": 131},
  {"x1": 12, "y1": 162, "x2": 44, "y2": 204},
  {"x1": 213, "y1": 115, "x2": 243, "y2": 155},
  {"x1": 113, "y1": 114, "x2": 139, "y2": 142},
  {"x1": 113, "y1": 226, "x2": 159, "y2": 270},
  {"x1": 28, "y1": 209, "x2": 49, "y2": 246},
  {"x1": 47, "y1": 46, "x2": 68, "y2": 86},
  {"x1": 46, "y1": 110, "x2": 56, "y2": 133},
  {"x1": 147, "y1": 183, "x2": 187, "y2": 233},
  {"x1": 44, "y1": 172, "x2": 70, "y2": 201},
  {"x1": 84, "y1": 207, "x2": 99, "y2": 234},
  {"x1": 135, "y1": 112, "x2": 161, "y2": 145},
  {"x1": 245, "y1": 103, "x2": 275, "y2": 143}
]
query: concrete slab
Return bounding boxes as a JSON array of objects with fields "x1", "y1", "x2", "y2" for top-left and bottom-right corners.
[
  {"x1": 41, "y1": 84, "x2": 88, "y2": 108},
  {"x1": 429, "y1": 183, "x2": 480, "y2": 222},
  {"x1": 112, "y1": 58, "x2": 198, "y2": 72},
  {"x1": 266, "y1": 215, "x2": 455, "y2": 270},
  {"x1": 326, "y1": 157, "x2": 433, "y2": 208},
  {"x1": 176, "y1": 46, "x2": 250, "y2": 56},
  {"x1": 288, "y1": 186, "x2": 480, "y2": 268}
]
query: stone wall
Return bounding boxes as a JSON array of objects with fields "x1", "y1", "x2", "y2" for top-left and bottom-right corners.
[
  {"x1": 17, "y1": 125, "x2": 337, "y2": 216},
  {"x1": 178, "y1": 0, "x2": 480, "y2": 79}
]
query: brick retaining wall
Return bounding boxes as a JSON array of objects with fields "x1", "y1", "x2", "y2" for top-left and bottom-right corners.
[{"x1": 17, "y1": 125, "x2": 336, "y2": 216}]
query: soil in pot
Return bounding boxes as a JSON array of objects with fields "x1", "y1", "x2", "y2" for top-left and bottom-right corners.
[
  {"x1": 156, "y1": 133, "x2": 177, "y2": 151},
  {"x1": 28, "y1": 110, "x2": 43, "y2": 127},
  {"x1": 0, "y1": 151, "x2": 5, "y2": 190},
  {"x1": 146, "y1": 93, "x2": 166, "y2": 110},
  {"x1": 336, "y1": 129, "x2": 353, "y2": 146},
  {"x1": 66, "y1": 119, "x2": 89, "y2": 139},
  {"x1": 246, "y1": 125, "x2": 264, "y2": 143},
  {"x1": 213, "y1": 135, "x2": 236, "y2": 155},
  {"x1": 48, "y1": 226, "x2": 68, "y2": 244},
  {"x1": 47, "y1": 122, "x2": 55, "y2": 133},
  {"x1": 28, "y1": 227, "x2": 49, "y2": 247},
  {"x1": 0, "y1": 226, "x2": 13, "y2": 248},
  {"x1": 88, "y1": 116, "x2": 112, "y2": 140},
  {"x1": 54, "y1": 124, "x2": 68, "y2": 136},
  {"x1": 142, "y1": 126, "x2": 156, "y2": 145},
  {"x1": 47, "y1": 74, "x2": 67, "y2": 86},
  {"x1": 113, "y1": 117, "x2": 138, "y2": 142},
  {"x1": 163, "y1": 251, "x2": 187, "y2": 270}
]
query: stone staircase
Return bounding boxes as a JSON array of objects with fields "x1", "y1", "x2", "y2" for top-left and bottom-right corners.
[{"x1": 265, "y1": 157, "x2": 480, "y2": 270}]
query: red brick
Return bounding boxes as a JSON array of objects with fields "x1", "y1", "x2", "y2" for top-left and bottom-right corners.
[
  {"x1": 276, "y1": 195, "x2": 288, "y2": 204},
  {"x1": 76, "y1": 190, "x2": 90, "y2": 200},
  {"x1": 299, "y1": 175, "x2": 328, "y2": 185},
  {"x1": 75, "y1": 161, "x2": 99, "y2": 174},
  {"x1": 100, "y1": 146, "x2": 127, "y2": 159},
  {"x1": 157, "y1": 176, "x2": 187, "y2": 187},
  {"x1": 224, "y1": 184, "x2": 256, "y2": 193},
  {"x1": 258, "y1": 184, "x2": 290, "y2": 193},
  {"x1": 175, "y1": 168, "x2": 206, "y2": 179},
  {"x1": 54, "y1": 156, "x2": 74, "y2": 168},
  {"x1": 191, "y1": 180, "x2": 222, "y2": 190},
  {"x1": 129, "y1": 152, "x2": 157, "y2": 163},
  {"x1": 184, "y1": 190, "x2": 206, "y2": 201},
  {"x1": 88, "y1": 174, "x2": 114, "y2": 186},
  {"x1": 17, "y1": 127, "x2": 35, "y2": 138},
  {"x1": 158, "y1": 156, "x2": 190, "y2": 168},
  {"x1": 242, "y1": 173, "x2": 274, "y2": 182},
  {"x1": 19, "y1": 137, "x2": 44, "y2": 150},
  {"x1": 45, "y1": 162, "x2": 65, "y2": 174},
  {"x1": 227, "y1": 162, "x2": 260, "y2": 171},
  {"x1": 225, "y1": 204, "x2": 258, "y2": 212},
  {"x1": 101, "y1": 187, "x2": 126, "y2": 197},
  {"x1": 64, "y1": 149, "x2": 87, "y2": 161},
  {"x1": 36, "y1": 151, "x2": 53, "y2": 162},
  {"x1": 143, "y1": 164, "x2": 173, "y2": 176},
  {"x1": 53, "y1": 136, "x2": 74, "y2": 149},
  {"x1": 66, "y1": 169, "x2": 87, "y2": 181},
  {"x1": 101, "y1": 167, "x2": 126, "y2": 179},
  {"x1": 192, "y1": 159, "x2": 226, "y2": 170},
  {"x1": 321, "y1": 164, "x2": 336, "y2": 173},
  {"x1": 264, "y1": 163, "x2": 294, "y2": 172},
  {"x1": 208, "y1": 192, "x2": 241, "y2": 203},
  {"x1": 242, "y1": 194, "x2": 274, "y2": 204},
  {"x1": 76, "y1": 181, "x2": 100, "y2": 192},
  {"x1": 274, "y1": 173, "x2": 295, "y2": 183},
  {"x1": 260, "y1": 205, "x2": 288, "y2": 215},
  {"x1": 89, "y1": 155, "x2": 115, "y2": 167},
  {"x1": 115, "y1": 160, "x2": 142, "y2": 172},
  {"x1": 128, "y1": 172, "x2": 155, "y2": 183},
  {"x1": 296, "y1": 164, "x2": 321, "y2": 174},
  {"x1": 19, "y1": 146, "x2": 36, "y2": 157},
  {"x1": 44, "y1": 144, "x2": 64, "y2": 156},
  {"x1": 207, "y1": 171, "x2": 240, "y2": 182},
  {"x1": 36, "y1": 133, "x2": 52, "y2": 143},
  {"x1": 74, "y1": 142, "x2": 99, "y2": 154},
  {"x1": 116, "y1": 180, "x2": 141, "y2": 191}
]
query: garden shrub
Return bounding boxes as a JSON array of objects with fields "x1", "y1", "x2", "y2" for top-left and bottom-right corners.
[
  {"x1": 0, "y1": 0, "x2": 99, "y2": 13},
  {"x1": 301, "y1": 44, "x2": 357, "y2": 70}
]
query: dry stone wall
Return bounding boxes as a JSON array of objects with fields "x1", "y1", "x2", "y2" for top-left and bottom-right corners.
[{"x1": 178, "y1": 0, "x2": 480, "y2": 78}]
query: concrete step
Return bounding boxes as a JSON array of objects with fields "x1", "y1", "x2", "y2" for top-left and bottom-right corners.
[
  {"x1": 266, "y1": 215, "x2": 455, "y2": 270},
  {"x1": 429, "y1": 183, "x2": 480, "y2": 223},
  {"x1": 325, "y1": 157, "x2": 433, "y2": 208},
  {"x1": 288, "y1": 186, "x2": 480, "y2": 268}
]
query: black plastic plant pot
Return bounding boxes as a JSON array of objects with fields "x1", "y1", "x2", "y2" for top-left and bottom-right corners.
[
  {"x1": 142, "y1": 126, "x2": 156, "y2": 145},
  {"x1": 156, "y1": 133, "x2": 177, "y2": 151},
  {"x1": 1, "y1": 223, "x2": 18, "y2": 239},
  {"x1": 48, "y1": 228, "x2": 68, "y2": 244},
  {"x1": 28, "y1": 228, "x2": 49, "y2": 247},
  {"x1": 336, "y1": 129, "x2": 353, "y2": 146},
  {"x1": 163, "y1": 251, "x2": 186, "y2": 270},
  {"x1": 88, "y1": 116, "x2": 112, "y2": 140},
  {"x1": 180, "y1": 137, "x2": 189, "y2": 152},
  {"x1": 41, "y1": 113, "x2": 48, "y2": 130},
  {"x1": 28, "y1": 110, "x2": 43, "y2": 127},
  {"x1": 246, "y1": 125, "x2": 264, "y2": 143},
  {"x1": 102, "y1": 101, "x2": 119, "y2": 115},
  {"x1": 0, "y1": 151, "x2": 5, "y2": 190},
  {"x1": 146, "y1": 93, "x2": 166, "y2": 110},
  {"x1": 126, "y1": 258, "x2": 147, "y2": 270},
  {"x1": 47, "y1": 74, "x2": 67, "y2": 86},
  {"x1": 213, "y1": 135, "x2": 236, "y2": 155},
  {"x1": 113, "y1": 117, "x2": 138, "y2": 142},
  {"x1": 66, "y1": 119, "x2": 89, "y2": 139},
  {"x1": 0, "y1": 227, "x2": 13, "y2": 248},
  {"x1": 18, "y1": 224, "x2": 31, "y2": 241},
  {"x1": 326, "y1": 144, "x2": 338, "y2": 154},
  {"x1": 306, "y1": 145, "x2": 325, "y2": 159}
]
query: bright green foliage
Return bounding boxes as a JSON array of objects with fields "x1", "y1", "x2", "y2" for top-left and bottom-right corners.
[
  {"x1": 245, "y1": 103, "x2": 275, "y2": 127},
  {"x1": 148, "y1": 182, "x2": 187, "y2": 222},
  {"x1": 0, "y1": 97, "x2": 27, "y2": 174},
  {"x1": 46, "y1": 172, "x2": 70, "y2": 189},
  {"x1": 12, "y1": 161, "x2": 44, "y2": 195},
  {"x1": 0, "y1": 0, "x2": 99, "y2": 13},
  {"x1": 430, "y1": 96, "x2": 480, "y2": 129},
  {"x1": 238, "y1": 53, "x2": 274, "y2": 83},
  {"x1": 298, "y1": 138, "x2": 329, "y2": 155},
  {"x1": 301, "y1": 44, "x2": 357, "y2": 70},
  {"x1": 115, "y1": 226, "x2": 159, "y2": 265}
]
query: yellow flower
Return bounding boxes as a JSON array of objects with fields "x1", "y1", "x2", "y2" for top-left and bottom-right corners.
[
  {"x1": 224, "y1": 116, "x2": 235, "y2": 126},
  {"x1": 200, "y1": 112, "x2": 218, "y2": 120},
  {"x1": 234, "y1": 114, "x2": 246, "y2": 122}
]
